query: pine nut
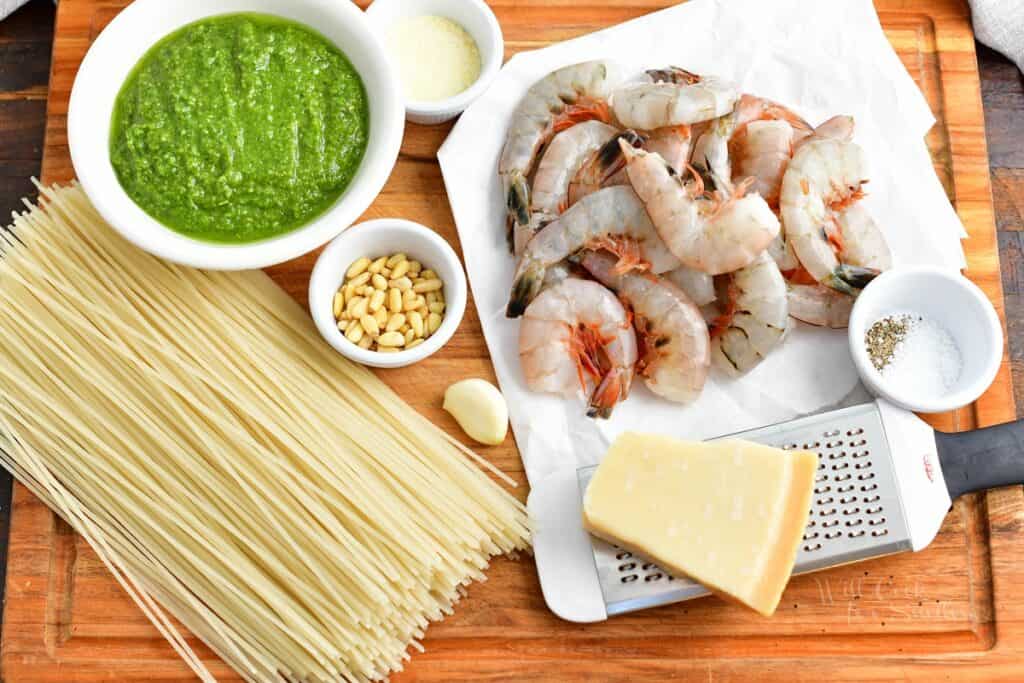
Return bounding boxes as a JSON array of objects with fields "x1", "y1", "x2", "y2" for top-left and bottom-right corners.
[
  {"x1": 421, "y1": 269, "x2": 437, "y2": 280},
  {"x1": 369, "y1": 289, "x2": 386, "y2": 313},
  {"x1": 374, "y1": 306, "x2": 388, "y2": 327},
  {"x1": 377, "y1": 331, "x2": 406, "y2": 348},
  {"x1": 386, "y1": 253, "x2": 407, "y2": 268},
  {"x1": 346, "y1": 257, "x2": 371, "y2": 279},
  {"x1": 345, "y1": 321, "x2": 364, "y2": 344},
  {"x1": 350, "y1": 297, "x2": 369, "y2": 319},
  {"x1": 390, "y1": 260, "x2": 410, "y2": 280},
  {"x1": 350, "y1": 272, "x2": 371, "y2": 288},
  {"x1": 386, "y1": 313, "x2": 406, "y2": 332},
  {"x1": 407, "y1": 338, "x2": 424, "y2": 349},
  {"x1": 332, "y1": 292, "x2": 345, "y2": 318},
  {"x1": 404, "y1": 328, "x2": 416, "y2": 345},
  {"x1": 429, "y1": 302, "x2": 446, "y2": 315},
  {"x1": 358, "y1": 335, "x2": 372, "y2": 350},
  {"x1": 368, "y1": 256, "x2": 388, "y2": 274},
  {"x1": 372, "y1": 273, "x2": 388, "y2": 290},
  {"x1": 427, "y1": 312, "x2": 443, "y2": 335},
  {"x1": 408, "y1": 260, "x2": 422, "y2": 276},
  {"x1": 390, "y1": 276, "x2": 413, "y2": 292},
  {"x1": 413, "y1": 279, "x2": 443, "y2": 293},
  {"x1": 388, "y1": 288, "x2": 403, "y2": 313},
  {"x1": 408, "y1": 311, "x2": 424, "y2": 338}
]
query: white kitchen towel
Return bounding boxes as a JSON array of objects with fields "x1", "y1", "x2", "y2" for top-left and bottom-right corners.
[{"x1": 971, "y1": 0, "x2": 1024, "y2": 71}]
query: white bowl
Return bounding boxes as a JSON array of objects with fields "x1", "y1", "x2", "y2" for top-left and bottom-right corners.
[
  {"x1": 309, "y1": 219, "x2": 468, "y2": 369},
  {"x1": 848, "y1": 266, "x2": 1003, "y2": 414},
  {"x1": 364, "y1": 0, "x2": 504, "y2": 125},
  {"x1": 67, "y1": 0, "x2": 405, "y2": 271}
]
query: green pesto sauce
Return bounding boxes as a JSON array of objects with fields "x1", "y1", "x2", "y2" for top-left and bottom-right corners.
[{"x1": 110, "y1": 13, "x2": 370, "y2": 243}]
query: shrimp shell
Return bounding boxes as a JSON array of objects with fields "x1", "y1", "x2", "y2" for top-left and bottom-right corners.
[
  {"x1": 712, "y1": 252, "x2": 789, "y2": 374},
  {"x1": 581, "y1": 251, "x2": 710, "y2": 404},
  {"x1": 507, "y1": 186, "x2": 681, "y2": 317},
  {"x1": 532, "y1": 121, "x2": 621, "y2": 216},
  {"x1": 612, "y1": 73, "x2": 739, "y2": 130},
  {"x1": 567, "y1": 130, "x2": 644, "y2": 207},
  {"x1": 499, "y1": 61, "x2": 624, "y2": 245},
  {"x1": 620, "y1": 143, "x2": 780, "y2": 275},
  {"x1": 788, "y1": 283, "x2": 854, "y2": 328},
  {"x1": 519, "y1": 278, "x2": 637, "y2": 418}
]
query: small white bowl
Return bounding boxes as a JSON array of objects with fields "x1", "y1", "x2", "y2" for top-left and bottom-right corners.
[
  {"x1": 848, "y1": 266, "x2": 1003, "y2": 414},
  {"x1": 68, "y1": 0, "x2": 405, "y2": 271},
  {"x1": 310, "y1": 219, "x2": 468, "y2": 369},
  {"x1": 364, "y1": 0, "x2": 504, "y2": 125}
]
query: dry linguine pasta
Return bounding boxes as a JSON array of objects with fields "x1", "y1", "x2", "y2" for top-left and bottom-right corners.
[{"x1": 0, "y1": 183, "x2": 531, "y2": 682}]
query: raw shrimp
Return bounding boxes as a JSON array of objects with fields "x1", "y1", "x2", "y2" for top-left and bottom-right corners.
[
  {"x1": 519, "y1": 278, "x2": 638, "y2": 418},
  {"x1": 567, "y1": 130, "x2": 644, "y2": 206},
  {"x1": 730, "y1": 119, "x2": 794, "y2": 207},
  {"x1": 733, "y1": 94, "x2": 813, "y2": 143},
  {"x1": 644, "y1": 125, "x2": 692, "y2": 173},
  {"x1": 619, "y1": 142, "x2": 780, "y2": 275},
  {"x1": 581, "y1": 251, "x2": 710, "y2": 403},
  {"x1": 779, "y1": 121, "x2": 891, "y2": 294},
  {"x1": 612, "y1": 69, "x2": 739, "y2": 130},
  {"x1": 788, "y1": 283, "x2": 854, "y2": 328},
  {"x1": 712, "y1": 252, "x2": 789, "y2": 374},
  {"x1": 499, "y1": 61, "x2": 624, "y2": 247},
  {"x1": 531, "y1": 121, "x2": 621, "y2": 216},
  {"x1": 690, "y1": 113, "x2": 735, "y2": 193},
  {"x1": 664, "y1": 265, "x2": 716, "y2": 307},
  {"x1": 507, "y1": 186, "x2": 680, "y2": 317}
]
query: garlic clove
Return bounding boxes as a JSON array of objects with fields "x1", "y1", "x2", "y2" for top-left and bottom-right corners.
[{"x1": 443, "y1": 379, "x2": 509, "y2": 446}]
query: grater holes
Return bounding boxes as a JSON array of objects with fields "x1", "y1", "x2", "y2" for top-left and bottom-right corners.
[
  {"x1": 857, "y1": 472, "x2": 876, "y2": 481},
  {"x1": 820, "y1": 507, "x2": 837, "y2": 516},
  {"x1": 837, "y1": 484, "x2": 855, "y2": 493},
  {"x1": 845, "y1": 518, "x2": 863, "y2": 527},
  {"x1": 839, "y1": 495, "x2": 857, "y2": 504},
  {"x1": 851, "y1": 450, "x2": 870, "y2": 459},
  {"x1": 855, "y1": 461, "x2": 872, "y2": 470},
  {"x1": 803, "y1": 440, "x2": 821, "y2": 449},
  {"x1": 846, "y1": 427, "x2": 864, "y2": 436},
  {"x1": 817, "y1": 496, "x2": 834, "y2": 505},
  {"x1": 621, "y1": 574, "x2": 639, "y2": 584},
  {"x1": 804, "y1": 542, "x2": 822, "y2": 552},
  {"x1": 783, "y1": 443, "x2": 798, "y2": 450},
  {"x1": 848, "y1": 529, "x2": 866, "y2": 538},
  {"x1": 828, "y1": 451, "x2": 847, "y2": 460},
  {"x1": 814, "y1": 485, "x2": 831, "y2": 494},
  {"x1": 843, "y1": 507, "x2": 861, "y2": 515},
  {"x1": 619, "y1": 562, "x2": 637, "y2": 571},
  {"x1": 831, "y1": 462, "x2": 849, "y2": 471},
  {"x1": 869, "y1": 517, "x2": 886, "y2": 526},
  {"x1": 823, "y1": 429, "x2": 840, "y2": 438},
  {"x1": 817, "y1": 462, "x2": 826, "y2": 471},
  {"x1": 848, "y1": 438, "x2": 867, "y2": 447},
  {"x1": 644, "y1": 573, "x2": 664, "y2": 582},
  {"x1": 871, "y1": 529, "x2": 889, "y2": 537},
  {"x1": 615, "y1": 551, "x2": 632, "y2": 560},
  {"x1": 861, "y1": 483, "x2": 878, "y2": 492},
  {"x1": 641, "y1": 563, "x2": 656, "y2": 570},
  {"x1": 822, "y1": 519, "x2": 839, "y2": 528},
  {"x1": 826, "y1": 440, "x2": 844, "y2": 448},
  {"x1": 803, "y1": 531, "x2": 819, "y2": 540},
  {"x1": 865, "y1": 506, "x2": 883, "y2": 515},
  {"x1": 825, "y1": 530, "x2": 842, "y2": 539},
  {"x1": 835, "y1": 473, "x2": 852, "y2": 481},
  {"x1": 863, "y1": 494, "x2": 880, "y2": 503},
  {"x1": 815, "y1": 473, "x2": 829, "y2": 483}
]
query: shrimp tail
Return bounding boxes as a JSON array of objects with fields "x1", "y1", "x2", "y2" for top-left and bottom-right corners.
[
  {"x1": 826, "y1": 264, "x2": 880, "y2": 295},
  {"x1": 586, "y1": 368, "x2": 629, "y2": 419},
  {"x1": 506, "y1": 170, "x2": 531, "y2": 231},
  {"x1": 507, "y1": 263, "x2": 546, "y2": 318},
  {"x1": 645, "y1": 66, "x2": 701, "y2": 85}
]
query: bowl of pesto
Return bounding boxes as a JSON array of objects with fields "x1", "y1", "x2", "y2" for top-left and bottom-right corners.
[{"x1": 67, "y1": 0, "x2": 404, "y2": 270}]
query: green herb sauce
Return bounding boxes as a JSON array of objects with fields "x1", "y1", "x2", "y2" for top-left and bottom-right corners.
[{"x1": 110, "y1": 13, "x2": 370, "y2": 243}]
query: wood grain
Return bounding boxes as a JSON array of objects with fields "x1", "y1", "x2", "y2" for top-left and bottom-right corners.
[{"x1": 2, "y1": 0, "x2": 1023, "y2": 681}]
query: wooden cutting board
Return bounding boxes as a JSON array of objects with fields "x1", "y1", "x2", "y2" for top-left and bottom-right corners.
[{"x1": 4, "y1": 0, "x2": 1023, "y2": 680}]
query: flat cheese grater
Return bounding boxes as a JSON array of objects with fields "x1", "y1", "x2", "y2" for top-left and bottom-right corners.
[{"x1": 529, "y1": 399, "x2": 1024, "y2": 623}]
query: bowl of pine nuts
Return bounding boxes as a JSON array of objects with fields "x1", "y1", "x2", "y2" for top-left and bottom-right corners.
[{"x1": 309, "y1": 218, "x2": 468, "y2": 368}]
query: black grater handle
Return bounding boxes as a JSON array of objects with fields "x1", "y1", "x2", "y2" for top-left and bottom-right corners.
[{"x1": 936, "y1": 420, "x2": 1024, "y2": 500}]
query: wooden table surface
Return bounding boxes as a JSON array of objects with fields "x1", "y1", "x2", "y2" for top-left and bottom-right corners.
[{"x1": 1, "y1": 0, "x2": 1024, "y2": 674}]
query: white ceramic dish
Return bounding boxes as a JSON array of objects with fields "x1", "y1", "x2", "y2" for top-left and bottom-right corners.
[
  {"x1": 67, "y1": 0, "x2": 405, "y2": 271},
  {"x1": 309, "y1": 219, "x2": 467, "y2": 369},
  {"x1": 364, "y1": 0, "x2": 504, "y2": 125},
  {"x1": 848, "y1": 266, "x2": 1003, "y2": 414}
]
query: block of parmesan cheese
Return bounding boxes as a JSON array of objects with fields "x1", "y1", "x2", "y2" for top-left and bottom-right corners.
[{"x1": 582, "y1": 432, "x2": 817, "y2": 616}]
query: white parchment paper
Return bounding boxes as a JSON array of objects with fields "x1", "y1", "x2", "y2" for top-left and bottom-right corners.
[{"x1": 438, "y1": 0, "x2": 967, "y2": 486}]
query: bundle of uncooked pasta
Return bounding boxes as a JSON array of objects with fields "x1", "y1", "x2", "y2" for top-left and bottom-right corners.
[{"x1": 0, "y1": 183, "x2": 531, "y2": 682}]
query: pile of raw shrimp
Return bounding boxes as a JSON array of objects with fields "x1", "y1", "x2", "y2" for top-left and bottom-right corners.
[{"x1": 501, "y1": 61, "x2": 892, "y2": 419}]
